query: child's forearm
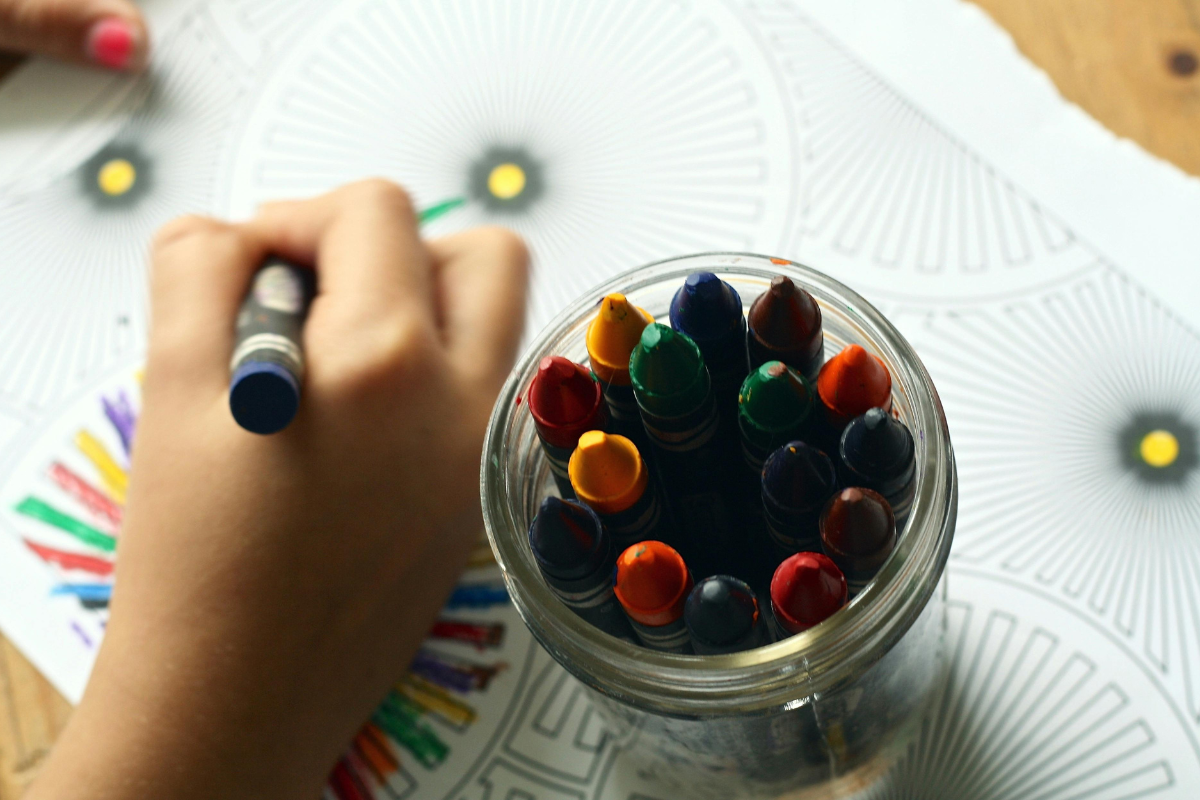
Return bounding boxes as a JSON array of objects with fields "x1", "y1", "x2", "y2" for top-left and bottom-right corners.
[{"x1": 26, "y1": 181, "x2": 528, "y2": 799}]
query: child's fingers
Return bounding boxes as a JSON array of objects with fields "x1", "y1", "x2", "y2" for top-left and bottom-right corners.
[
  {"x1": 247, "y1": 180, "x2": 434, "y2": 324},
  {"x1": 0, "y1": 0, "x2": 147, "y2": 70},
  {"x1": 428, "y1": 226, "x2": 530, "y2": 390},
  {"x1": 146, "y1": 216, "x2": 268, "y2": 390}
]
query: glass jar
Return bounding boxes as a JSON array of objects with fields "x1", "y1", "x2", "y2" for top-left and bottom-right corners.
[{"x1": 481, "y1": 254, "x2": 957, "y2": 798}]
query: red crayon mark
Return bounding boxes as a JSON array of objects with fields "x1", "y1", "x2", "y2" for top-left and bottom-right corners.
[
  {"x1": 430, "y1": 619, "x2": 505, "y2": 649},
  {"x1": 48, "y1": 462, "x2": 122, "y2": 529},
  {"x1": 24, "y1": 540, "x2": 114, "y2": 577},
  {"x1": 329, "y1": 759, "x2": 368, "y2": 800}
]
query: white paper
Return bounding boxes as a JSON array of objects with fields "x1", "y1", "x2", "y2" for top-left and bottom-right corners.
[{"x1": 1, "y1": 0, "x2": 1197, "y2": 796}]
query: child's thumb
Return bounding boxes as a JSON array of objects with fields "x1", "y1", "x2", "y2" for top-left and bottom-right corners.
[{"x1": 0, "y1": 0, "x2": 148, "y2": 71}]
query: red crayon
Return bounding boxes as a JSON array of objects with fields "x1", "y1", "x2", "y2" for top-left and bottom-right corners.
[
  {"x1": 769, "y1": 552, "x2": 847, "y2": 638},
  {"x1": 747, "y1": 276, "x2": 825, "y2": 382},
  {"x1": 816, "y1": 345, "x2": 892, "y2": 433},
  {"x1": 819, "y1": 487, "x2": 897, "y2": 597},
  {"x1": 528, "y1": 356, "x2": 607, "y2": 497},
  {"x1": 430, "y1": 619, "x2": 505, "y2": 649}
]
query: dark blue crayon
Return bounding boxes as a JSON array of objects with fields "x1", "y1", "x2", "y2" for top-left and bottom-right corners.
[
  {"x1": 229, "y1": 257, "x2": 315, "y2": 435},
  {"x1": 839, "y1": 408, "x2": 916, "y2": 527},
  {"x1": 528, "y1": 497, "x2": 636, "y2": 642},
  {"x1": 670, "y1": 272, "x2": 749, "y2": 426},
  {"x1": 762, "y1": 442, "x2": 839, "y2": 558},
  {"x1": 684, "y1": 575, "x2": 772, "y2": 655}
]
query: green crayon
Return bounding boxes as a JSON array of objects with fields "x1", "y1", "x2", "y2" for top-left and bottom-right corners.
[
  {"x1": 738, "y1": 361, "x2": 816, "y2": 477},
  {"x1": 630, "y1": 323, "x2": 737, "y2": 577}
]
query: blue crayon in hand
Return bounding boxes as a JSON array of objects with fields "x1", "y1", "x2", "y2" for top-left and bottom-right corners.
[
  {"x1": 670, "y1": 272, "x2": 749, "y2": 425},
  {"x1": 229, "y1": 257, "x2": 315, "y2": 434},
  {"x1": 684, "y1": 575, "x2": 771, "y2": 655},
  {"x1": 529, "y1": 497, "x2": 636, "y2": 642}
]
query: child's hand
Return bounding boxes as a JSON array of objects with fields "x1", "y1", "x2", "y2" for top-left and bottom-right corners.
[
  {"x1": 27, "y1": 180, "x2": 529, "y2": 799},
  {"x1": 0, "y1": 0, "x2": 147, "y2": 70}
]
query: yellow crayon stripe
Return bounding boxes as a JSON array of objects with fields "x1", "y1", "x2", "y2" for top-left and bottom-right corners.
[
  {"x1": 75, "y1": 430, "x2": 127, "y2": 505},
  {"x1": 396, "y1": 673, "x2": 477, "y2": 729}
]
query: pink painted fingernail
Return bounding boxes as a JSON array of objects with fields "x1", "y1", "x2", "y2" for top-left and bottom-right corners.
[{"x1": 86, "y1": 18, "x2": 141, "y2": 71}]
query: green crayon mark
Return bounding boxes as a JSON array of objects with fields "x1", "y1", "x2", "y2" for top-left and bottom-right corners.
[
  {"x1": 372, "y1": 692, "x2": 449, "y2": 768},
  {"x1": 738, "y1": 361, "x2": 815, "y2": 450},
  {"x1": 15, "y1": 497, "x2": 116, "y2": 553},
  {"x1": 418, "y1": 197, "x2": 466, "y2": 225}
]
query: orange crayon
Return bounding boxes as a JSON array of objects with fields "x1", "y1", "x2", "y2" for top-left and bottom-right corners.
[
  {"x1": 569, "y1": 431, "x2": 669, "y2": 549},
  {"x1": 816, "y1": 345, "x2": 892, "y2": 434},
  {"x1": 614, "y1": 541, "x2": 693, "y2": 653}
]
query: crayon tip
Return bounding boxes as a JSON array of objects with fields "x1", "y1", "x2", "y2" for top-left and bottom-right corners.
[
  {"x1": 629, "y1": 323, "x2": 707, "y2": 402},
  {"x1": 685, "y1": 575, "x2": 759, "y2": 649},
  {"x1": 762, "y1": 442, "x2": 838, "y2": 512},
  {"x1": 820, "y1": 487, "x2": 896, "y2": 560},
  {"x1": 817, "y1": 345, "x2": 892, "y2": 422},
  {"x1": 739, "y1": 361, "x2": 814, "y2": 434},
  {"x1": 770, "y1": 552, "x2": 847, "y2": 634},
  {"x1": 528, "y1": 496, "x2": 606, "y2": 579},
  {"x1": 568, "y1": 431, "x2": 648, "y2": 514},
  {"x1": 528, "y1": 356, "x2": 601, "y2": 429},
  {"x1": 842, "y1": 408, "x2": 914, "y2": 473},
  {"x1": 614, "y1": 541, "x2": 692, "y2": 626},
  {"x1": 587, "y1": 294, "x2": 654, "y2": 385},
  {"x1": 669, "y1": 272, "x2": 744, "y2": 342},
  {"x1": 747, "y1": 276, "x2": 822, "y2": 359}
]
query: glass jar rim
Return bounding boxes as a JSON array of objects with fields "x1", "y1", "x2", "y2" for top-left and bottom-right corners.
[{"x1": 481, "y1": 253, "x2": 957, "y2": 717}]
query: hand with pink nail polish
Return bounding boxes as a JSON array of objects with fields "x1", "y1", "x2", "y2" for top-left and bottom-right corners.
[{"x1": 0, "y1": 0, "x2": 148, "y2": 71}]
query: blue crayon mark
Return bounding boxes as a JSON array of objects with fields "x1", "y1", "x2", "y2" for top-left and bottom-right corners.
[
  {"x1": 445, "y1": 583, "x2": 509, "y2": 609},
  {"x1": 52, "y1": 583, "x2": 113, "y2": 601}
]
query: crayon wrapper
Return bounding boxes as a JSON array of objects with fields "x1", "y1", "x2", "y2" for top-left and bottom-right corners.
[
  {"x1": 628, "y1": 615, "x2": 692, "y2": 654},
  {"x1": 535, "y1": 435, "x2": 576, "y2": 498},
  {"x1": 231, "y1": 260, "x2": 314, "y2": 378},
  {"x1": 598, "y1": 485, "x2": 667, "y2": 551}
]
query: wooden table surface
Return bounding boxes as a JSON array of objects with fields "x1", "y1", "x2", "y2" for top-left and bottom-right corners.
[{"x1": 1, "y1": 1, "x2": 1199, "y2": 796}]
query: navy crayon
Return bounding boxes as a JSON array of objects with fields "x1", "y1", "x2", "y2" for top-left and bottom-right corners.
[
  {"x1": 229, "y1": 257, "x2": 315, "y2": 434},
  {"x1": 670, "y1": 272, "x2": 749, "y2": 425},
  {"x1": 527, "y1": 356, "x2": 608, "y2": 498},
  {"x1": 684, "y1": 575, "x2": 771, "y2": 654},
  {"x1": 839, "y1": 408, "x2": 916, "y2": 526},
  {"x1": 761, "y1": 442, "x2": 839, "y2": 558},
  {"x1": 529, "y1": 497, "x2": 636, "y2": 641}
]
